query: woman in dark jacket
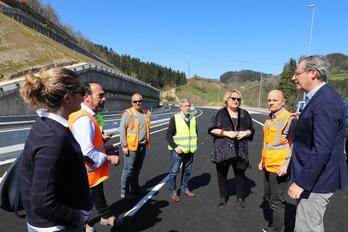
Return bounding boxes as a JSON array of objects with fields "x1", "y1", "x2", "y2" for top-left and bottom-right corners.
[
  {"x1": 208, "y1": 90, "x2": 255, "y2": 209},
  {"x1": 20, "y1": 68, "x2": 91, "y2": 232}
]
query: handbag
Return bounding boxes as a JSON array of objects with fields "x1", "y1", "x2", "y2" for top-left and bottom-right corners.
[{"x1": 0, "y1": 153, "x2": 25, "y2": 218}]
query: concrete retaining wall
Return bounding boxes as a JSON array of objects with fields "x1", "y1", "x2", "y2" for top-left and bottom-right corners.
[{"x1": 0, "y1": 63, "x2": 160, "y2": 115}]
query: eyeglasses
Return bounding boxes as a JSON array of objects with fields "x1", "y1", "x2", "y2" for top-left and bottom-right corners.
[
  {"x1": 229, "y1": 97, "x2": 241, "y2": 102},
  {"x1": 294, "y1": 70, "x2": 308, "y2": 77},
  {"x1": 132, "y1": 100, "x2": 143, "y2": 104}
]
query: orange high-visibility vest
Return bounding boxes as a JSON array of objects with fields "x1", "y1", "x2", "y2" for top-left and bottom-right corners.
[
  {"x1": 68, "y1": 110, "x2": 109, "y2": 188},
  {"x1": 124, "y1": 107, "x2": 151, "y2": 151},
  {"x1": 262, "y1": 109, "x2": 293, "y2": 173}
]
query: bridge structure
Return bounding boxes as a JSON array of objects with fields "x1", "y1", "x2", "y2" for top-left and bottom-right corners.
[{"x1": 0, "y1": 63, "x2": 160, "y2": 116}]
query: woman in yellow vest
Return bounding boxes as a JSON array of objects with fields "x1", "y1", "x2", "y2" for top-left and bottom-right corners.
[
  {"x1": 167, "y1": 99, "x2": 198, "y2": 202},
  {"x1": 209, "y1": 90, "x2": 255, "y2": 209}
]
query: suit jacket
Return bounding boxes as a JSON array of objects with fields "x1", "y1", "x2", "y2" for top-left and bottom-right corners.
[{"x1": 291, "y1": 84, "x2": 348, "y2": 193}]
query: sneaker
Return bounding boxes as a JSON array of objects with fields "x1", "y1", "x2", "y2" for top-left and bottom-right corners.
[
  {"x1": 85, "y1": 224, "x2": 94, "y2": 232},
  {"x1": 120, "y1": 192, "x2": 125, "y2": 199},
  {"x1": 100, "y1": 215, "x2": 116, "y2": 226}
]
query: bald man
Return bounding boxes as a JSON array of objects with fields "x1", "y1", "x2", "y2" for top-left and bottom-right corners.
[
  {"x1": 119, "y1": 93, "x2": 151, "y2": 200},
  {"x1": 259, "y1": 90, "x2": 295, "y2": 232}
]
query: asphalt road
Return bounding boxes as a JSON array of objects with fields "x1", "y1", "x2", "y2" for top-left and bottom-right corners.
[{"x1": 0, "y1": 108, "x2": 347, "y2": 232}]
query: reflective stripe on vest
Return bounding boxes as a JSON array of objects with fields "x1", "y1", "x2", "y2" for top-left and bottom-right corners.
[
  {"x1": 125, "y1": 107, "x2": 151, "y2": 151},
  {"x1": 262, "y1": 109, "x2": 292, "y2": 173},
  {"x1": 168, "y1": 113, "x2": 198, "y2": 153},
  {"x1": 68, "y1": 110, "x2": 109, "y2": 188}
]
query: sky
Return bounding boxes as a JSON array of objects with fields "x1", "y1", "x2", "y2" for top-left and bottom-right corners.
[{"x1": 41, "y1": 0, "x2": 348, "y2": 79}]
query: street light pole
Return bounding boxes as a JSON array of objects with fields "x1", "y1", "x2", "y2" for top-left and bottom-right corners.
[
  {"x1": 308, "y1": 4, "x2": 315, "y2": 56},
  {"x1": 258, "y1": 73, "x2": 263, "y2": 108},
  {"x1": 303, "y1": 4, "x2": 316, "y2": 100}
]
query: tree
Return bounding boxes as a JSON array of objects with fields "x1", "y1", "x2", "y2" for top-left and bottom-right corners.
[{"x1": 278, "y1": 58, "x2": 298, "y2": 112}]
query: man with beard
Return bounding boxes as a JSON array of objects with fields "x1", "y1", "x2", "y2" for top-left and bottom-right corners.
[{"x1": 69, "y1": 82, "x2": 120, "y2": 232}]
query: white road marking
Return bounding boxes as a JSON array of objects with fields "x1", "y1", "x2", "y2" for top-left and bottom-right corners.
[
  {"x1": 252, "y1": 118, "x2": 265, "y2": 126},
  {"x1": 123, "y1": 175, "x2": 169, "y2": 218}
]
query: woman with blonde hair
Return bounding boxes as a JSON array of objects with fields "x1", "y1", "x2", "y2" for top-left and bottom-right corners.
[
  {"x1": 20, "y1": 68, "x2": 91, "y2": 232},
  {"x1": 209, "y1": 90, "x2": 255, "y2": 209}
]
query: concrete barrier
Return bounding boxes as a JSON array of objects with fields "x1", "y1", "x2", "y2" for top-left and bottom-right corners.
[{"x1": 0, "y1": 63, "x2": 160, "y2": 115}]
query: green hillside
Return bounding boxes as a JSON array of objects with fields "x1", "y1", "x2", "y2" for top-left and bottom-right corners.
[{"x1": 0, "y1": 13, "x2": 101, "y2": 80}]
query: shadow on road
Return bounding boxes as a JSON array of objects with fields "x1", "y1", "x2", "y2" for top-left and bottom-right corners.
[
  {"x1": 226, "y1": 176, "x2": 256, "y2": 200},
  {"x1": 189, "y1": 172, "x2": 211, "y2": 191},
  {"x1": 112, "y1": 199, "x2": 169, "y2": 232}
]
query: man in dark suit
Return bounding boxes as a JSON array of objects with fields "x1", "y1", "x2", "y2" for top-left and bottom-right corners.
[{"x1": 288, "y1": 55, "x2": 348, "y2": 231}]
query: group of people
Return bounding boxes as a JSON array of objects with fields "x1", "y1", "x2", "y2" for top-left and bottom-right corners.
[
  {"x1": 18, "y1": 55, "x2": 348, "y2": 232},
  {"x1": 19, "y1": 70, "x2": 152, "y2": 232}
]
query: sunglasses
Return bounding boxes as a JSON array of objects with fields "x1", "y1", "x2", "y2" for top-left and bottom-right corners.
[
  {"x1": 132, "y1": 100, "x2": 143, "y2": 104},
  {"x1": 229, "y1": 97, "x2": 241, "y2": 102}
]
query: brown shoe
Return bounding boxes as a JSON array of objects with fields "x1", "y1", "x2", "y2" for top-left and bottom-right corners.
[
  {"x1": 170, "y1": 193, "x2": 180, "y2": 202},
  {"x1": 184, "y1": 191, "x2": 196, "y2": 197}
]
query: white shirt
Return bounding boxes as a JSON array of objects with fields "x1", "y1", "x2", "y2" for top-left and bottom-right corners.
[
  {"x1": 36, "y1": 109, "x2": 68, "y2": 127},
  {"x1": 70, "y1": 103, "x2": 107, "y2": 171}
]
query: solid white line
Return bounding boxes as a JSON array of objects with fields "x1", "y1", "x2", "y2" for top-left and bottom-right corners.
[
  {"x1": 123, "y1": 175, "x2": 169, "y2": 218},
  {"x1": 0, "y1": 171, "x2": 7, "y2": 183},
  {"x1": 0, "y1": 127, "x2": 31, "y2": 133},
  {"x1": 252, "y1": 118, "x2": 265, "y2": 126},
  {"x1": 0, "y1": 144, "x2": 24, "y2": 155},
  {"x1": 0, "y1": 158, "x2": 16, "y2": 166}
]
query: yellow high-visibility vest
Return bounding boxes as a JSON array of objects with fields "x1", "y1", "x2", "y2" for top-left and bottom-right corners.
[
  {"x1": 168, "y1": 113, "x2": 198, "y2": 153},
  {"x1": 262, "y1": 109, "x2": 292, "y2": 172}
]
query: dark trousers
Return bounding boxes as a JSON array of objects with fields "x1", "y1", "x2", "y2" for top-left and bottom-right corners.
[
  {"x1": 90, "y1": 182, "x2": 111, "y2": 220},
  {"x1": 263, "y1": 170, "x2": 288, "y2": 232},
  {"x1": 216, "y1": 161, "x2": 245, "y2": 200}
]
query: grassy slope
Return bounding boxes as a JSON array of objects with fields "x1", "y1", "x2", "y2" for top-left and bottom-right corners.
[
  {"x1": 0, "y1": 13, "x2": 101, "y2": 79},
  {"x1": 330, "y1": 73, "x2": 348, "y2": 80},
  {"x1": 171, "y1": 77, "x2": 279, "y2": 107}
]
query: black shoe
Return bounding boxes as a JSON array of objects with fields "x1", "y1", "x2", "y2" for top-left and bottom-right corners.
[{"x1": 236, "y1": 198, "x2": 245, "y2": 210}]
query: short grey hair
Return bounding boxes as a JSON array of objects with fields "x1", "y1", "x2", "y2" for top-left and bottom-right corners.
[
  {"x1": 179, "y1": 98, "x2": 191, "y2": 106},
  {"x1": 299, "y1": 55, "x2": 329, "y2": 81}
]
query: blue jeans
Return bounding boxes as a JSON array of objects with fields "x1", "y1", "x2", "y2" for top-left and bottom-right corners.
[
  {"x1": 121, "y1": 144, "x2": 146, "y2": 194},
  {"x1": 168, "y1": 151, "x2": 194, "y2": 194}
]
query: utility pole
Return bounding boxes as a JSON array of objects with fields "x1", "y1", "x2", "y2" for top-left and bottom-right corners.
[{"x1": 258, "y1": 73, "x2": 263, "y2": 108}]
